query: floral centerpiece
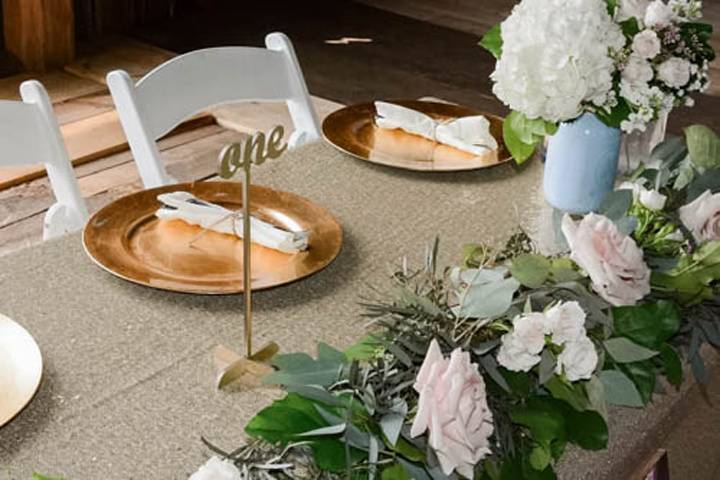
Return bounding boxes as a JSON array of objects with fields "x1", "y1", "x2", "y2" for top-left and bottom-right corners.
[
  {"x1": 184, "y1": 125, "x2": 720, "y2": 480},
  {"x1": 481, "y1": 0, "x2": 714, "y2": 163},
  {"x1": 479, "y1": 0, "x2": 714, "y2": 214}
]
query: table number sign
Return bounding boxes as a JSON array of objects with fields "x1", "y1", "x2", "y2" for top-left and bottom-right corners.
[{"x1": 213, "y1": 125, "x2": 288, "y2": 389}]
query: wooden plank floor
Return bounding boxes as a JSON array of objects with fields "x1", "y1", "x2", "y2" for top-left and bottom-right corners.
[{"x1": 1, "y1": 0, "x2": 718, "y2": 256}]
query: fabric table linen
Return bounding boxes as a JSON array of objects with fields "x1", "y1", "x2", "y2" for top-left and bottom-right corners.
[{"x1": 0, "y1": 141, "x2": 718, "y2": 479}]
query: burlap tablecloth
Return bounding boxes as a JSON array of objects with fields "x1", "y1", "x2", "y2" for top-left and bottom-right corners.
[{"x1": 1, "y1": 141, "x2": 719, "y2": 479}]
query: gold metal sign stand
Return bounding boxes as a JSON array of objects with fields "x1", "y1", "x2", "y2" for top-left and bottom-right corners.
[{"x1": 213, "y1": 126, "x2": 288, "y2": 389}]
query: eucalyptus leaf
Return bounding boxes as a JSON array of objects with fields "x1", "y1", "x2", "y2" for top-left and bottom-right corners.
[
  {"x1": 621, "y1": 360, "x2": 656, "y2": 404},
  {"x1": 538, "y1": 350, "x2": 556, "y2": 385},
  {"x1": 651, "y1": 135, "x2": 688, "y2": 171},
  {"x1": 686, "y1": 125, "x2": 720, "y2": 170},
  {"x1": 398, "y1": 459, "x2": 433, "y2": 480},
  {"x1": 460, "y1": 274, "x2": 520, "y2": 319},
  {"x1": 596, "y1": 190, "x2": 632, "y2": 220},
  {"x1": 510, "y1": 254, "x2": 551, "y2": 288},
  {"x1": 285, "y1": 385, "x2": 343, "y2": 407},
  {"x1": 380, "y1": 400, "x2": 407, "y2": 447},
  {"x1": 614, "y1": 216, "x2": 638, "y2": 236},
  {"x1": 585, "y1": 375, "x2": 608, "y2": 419},
  {"x1": 598, "y1": 370, "x2": 644, "y2": 407},
  {"x1": 298, "y1": 423, "x2": 347, "y2": 437},
  {"x1": 688, "y1": 169, "x2": 720, "y2": 201},
  {"x1": 603, "y1": 337, "x2": 659, "y2": 363}
]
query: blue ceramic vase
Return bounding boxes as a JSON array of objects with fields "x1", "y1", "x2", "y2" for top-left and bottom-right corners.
[{"x1": 544, "y1": 113, "x2": 621, "y2": 214}]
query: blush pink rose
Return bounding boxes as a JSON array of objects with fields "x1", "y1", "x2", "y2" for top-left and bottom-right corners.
[
  {"x1": 679, "y1": 190, "x2": 720, "y2": 243},
  {"x1": 562, "y1": 213, "x2": 651, "y2": 306},
  {"x1": 410, "y1": 339, "x2": 494, "y2": 479}
]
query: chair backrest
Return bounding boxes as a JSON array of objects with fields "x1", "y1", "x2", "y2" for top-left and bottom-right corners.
[
  {"x1": 107, "y1": 32, "x2": 321, "y2": 188},
  {"x1": 0, "y1": 80, "x2": 88, "y2": 240}
]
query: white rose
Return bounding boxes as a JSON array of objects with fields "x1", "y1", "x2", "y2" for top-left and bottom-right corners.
[
  {"x1": 618, "y1": 181, "x2": 667, "y2": 210},
  {"x1": 497, "y1": 312, "x2": 549, "y2": 372},
  {"x1": 679, "y1": 190, "x2": 720, "y2": 243},
  {"x1": 555, "y1": 336, "x2": 599, "y2": 381},
  {"x1": 497, "y1": 333, "x2": 542, "y2": 372},
  {"x1": 622, "y1": 55, "x2": 654, "y2": 86},
  {"x1": 632, "y1": 30, "x2": 661, "y2": 59},
  {"x1": 616, "y1": 0, "x2": 651, "y2": 22},
  {"x1": 546, "y1": 301, "x2": 587, "y2": 345},
  {"x1": 190, "y1": 457, "x2": 242, "y2": 480},
  {"x1": 512, "y1": 312, "x2": 549, "y2": 354},
  {"x1": 644, "y1": 0, "x2": 677, "y2": 27},
  {"x1": 562, "y1": 213, "x2": 651, "y2": 306},
  {"x1": 657, "y1": 57, "x2": 692, "y2": 88}
]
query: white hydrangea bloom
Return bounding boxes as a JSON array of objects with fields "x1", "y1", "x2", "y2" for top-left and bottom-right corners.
[
  {"x1": 497, "y1": 332, "x2": 542, "y2": 372},
  {"x1": 616, "y1": 0, "x2": 651, "y2": 22},
  {"x1": 645, "y1": 0, "x2": 677, "y2": 27},
  {"x1": 556, "y1": 336, "x2": 599, "y2": 381},
  {"x1": 490, "y1": 0, "x2": 625, "y2": 123},
  {"x1": 189, "y1": 457, "x2": 242, "y2": 480}
]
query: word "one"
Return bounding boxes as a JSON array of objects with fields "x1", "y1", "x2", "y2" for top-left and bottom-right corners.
[{"x1": 218, "y1": 125, "x2": 288, "y2": 179}]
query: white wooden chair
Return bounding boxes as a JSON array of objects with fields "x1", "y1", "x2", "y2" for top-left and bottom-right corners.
[
  {"x1": 107, "y1": 32, "x2": 321, "y2": 188},
  {"x1": 0, "y1": 81, "x2": 88, "y2": 240}
]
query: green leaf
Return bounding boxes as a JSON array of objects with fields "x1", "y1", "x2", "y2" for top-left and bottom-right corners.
[
  {"x1": 604, "y1": 337, "x2": 659, "y2": 363},
  {"x1": 390, "y1": 436, "x2": 425, "y2": 462},
  {"x1": 659, "y1": 344, "x2": 683, "y2": 387},
  {"x1": 686, "y1": 125, "x2": 720, "y2": 170},
  {"x1": 620, "y1": 360, "x2": 656, "y2": 405},
  {"x1": 544, "y1": 375, "x2": 589, "y2": 411},
  {"x1": 620, "y1": 17, "x2": 641, "y2": 37},
  {"x1": 503, "y1": 111, "x2": 557, "y2": 164},
  {"x1": 595, "y1": 97, "x2": 631, "y2": 129},
  {"x1": 312, "y1": 437, "x2": 364, "y2": 472},
  {"x1": 480, "y1": 24, "x2": 503, "y2": 59},
  {"x1": 605, "y1": 0, "x2": 618, "y2": 16},
  {"x1": 501, "y1": 367, "x2": 532, "y2": 398},
  {"x1": 597, "y1": 189, "x2": 633, "y2": 221},
  {"x1": 598, "y1": 369, "x2": 644, "y2": 407},
  {"x1": 381, "y1": 464, "x2": 412, "y2": 480},
  {"x1": 530, "y1": 444, "x2": 551, "y2": 471},
  {"x1": 612, "y1": 301, "x2": 681, "y2": 349},
  {"x1": 510, "y1": 254, "x2": 552, "y2": 288},
  {"x1": 688, "y1": 169, "x2": 720, "y2": 201},
  {"x1": 345, "y1": 335, "x2": 384, "y2": 361},
  {"x1": 510, "y1": 397, "x2": 566, "y2": 447},
  {"x1": 318, "y1": 342, "x2": 347, "y2": 363},
  {"x1": 555, "y1": 401, "x2": 608, "y2": 450},
  {"x1": 549, "y1": 258, "x2": 581, "y2": 283},
  {"x1": 245, "y1": 393, "x2": 327, "y2": 443}
]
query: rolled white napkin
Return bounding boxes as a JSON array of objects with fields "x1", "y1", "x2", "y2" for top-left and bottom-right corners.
[
  {"x1": 374, "y1": 101, "x2": 498, "y2": 156},
  {"x1": 155, "y1": 191, "x2": 309, "y2": 254}
]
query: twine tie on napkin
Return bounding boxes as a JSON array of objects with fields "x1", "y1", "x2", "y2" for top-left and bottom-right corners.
[
  {"x1": 374, "y1": 101, "x2": 498, "y2": 156},
  {"x1": 155, "y1": 191, "x2": 309, "y2": 254}
]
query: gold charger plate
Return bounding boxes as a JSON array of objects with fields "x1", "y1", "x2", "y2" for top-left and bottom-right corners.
[
  {"x1": 322, "y1": 100, "x2": 510, "y2": 171},
  {"x1": 0, "y1": 314, "x2": 43, "y2": 428},
  {"x1": 83, "y1": 182, "x2": 343, "y2": 294}
]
